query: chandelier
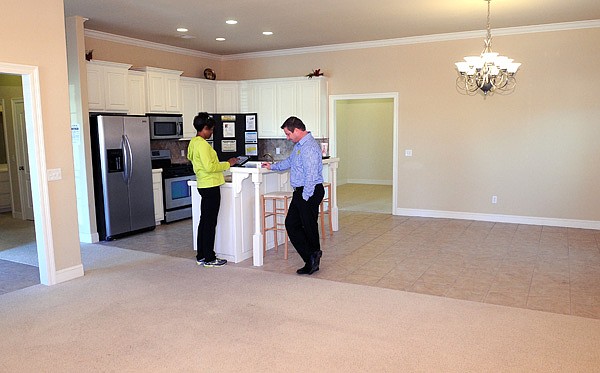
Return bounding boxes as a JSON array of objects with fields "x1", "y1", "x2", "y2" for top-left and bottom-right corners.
[{"x1": 455, "y1": 0, "x2": 521, "y2": 96}]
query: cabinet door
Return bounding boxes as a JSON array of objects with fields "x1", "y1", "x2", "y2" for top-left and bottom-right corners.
[
  {"x1": 256, "y1": 83, "x2": 279, "y2": 138},
  {"x1": 199, "y1": 81, "x2": 216, "y2": 112},
  {"x1": 103, "y1": 66, "x2": 129, "y2": 112},
  {"x1": 128, "y1": 73, "x2": 146, "y2": 115},
  {"x1": 152, "y1": 171, "x2": 164, "y2": 223},
  {"x1": 216, "y1": 82, "x2": 239, "y2": 112},
  {"x1": 297, "y1": 79, "x2": 326, "y2": 138},
  {"x1": 146, "y1": 72, "x2": 166, "y2": 113},
  {"x1": 276, "y1": 81, "x2": 297, "y2": 126},
  {"x1": 86, "y1": 64, "x2": 105, "y2": 110},
  {"x1": 165, "y1": 74, "x2": 181, "y2": 113},
  {"x1": 181, "y1": 81, "x2": 199, "y2": 138}
]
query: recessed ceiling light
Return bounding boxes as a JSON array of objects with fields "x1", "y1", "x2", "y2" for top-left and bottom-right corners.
[
  {"x1": 180, "y1": 35, "x2": 195, "y2": 39},
  {"x1": 216, "y1": 37, "x2": 226, "y2": 42},
  {"x1": 176, "y1": 27, "x2": 188, "y2": 32},
  {"x1": 226, "y1": 20, "x2": 237, "y2": 25},
  {"x1": 262, "y1": 31, "x2": 273, "y2": 36}
]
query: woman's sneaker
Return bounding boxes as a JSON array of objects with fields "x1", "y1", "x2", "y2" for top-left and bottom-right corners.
[{"x1": 203, "y1": 258, "x2": 227, "y2": 267}]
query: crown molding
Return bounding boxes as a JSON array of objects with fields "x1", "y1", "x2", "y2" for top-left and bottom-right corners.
[
  {"x1": 85, "y1": 20, "x2": 600, "y2": 62},
  {"x1": 225, "y1": 20, "x2": 600, "y2": 60},
  {"x1": 84, "y1": 29, "x2": 222, "y2": 60}
]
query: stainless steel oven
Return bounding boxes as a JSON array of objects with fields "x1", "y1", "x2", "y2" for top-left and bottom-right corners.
[
  {"x1": 163, "y1": 174, "x2": 195, "y2": 222},
  {"x1": 151, "y1": 149, "x2": 195, "y2": 223}
]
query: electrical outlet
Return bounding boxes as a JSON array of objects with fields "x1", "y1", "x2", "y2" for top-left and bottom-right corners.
[
  {"x1": 180, "y1": 149, "x2": 185, "y2": 157},
  {"x1": 276, "y1": 147, "x2": 281, "y2": 155},
  {"x1": 405, "y1": 149, "x2": 413, "y2": 157},
  {"x1": 492, "y1": 195, "x2": 498, "y2": 204}
]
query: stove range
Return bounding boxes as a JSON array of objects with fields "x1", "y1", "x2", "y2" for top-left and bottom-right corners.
[
  {"x1": 151, "y1": 150, "x2": 196, "y2": 223},
  {"x1": 162, "y1": 163, "x2": 194, "y2": 178}
]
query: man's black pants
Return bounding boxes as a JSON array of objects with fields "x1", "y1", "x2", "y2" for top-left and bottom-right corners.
[{"x1": 285, "y1": 184, "x2": 325, "y2": 263}]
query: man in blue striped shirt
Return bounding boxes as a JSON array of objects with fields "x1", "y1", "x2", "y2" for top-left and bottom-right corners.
[{"x1": 262, "y1": 116, "x2": 325, "y2": 274}]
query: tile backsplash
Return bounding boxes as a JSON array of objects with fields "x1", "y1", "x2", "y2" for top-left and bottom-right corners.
[
  {"x1": 151, "y1": 139, "x2": 190, "y2": 164},
  {"x1": 151, "y1": 137, "x2": 329, "y2": 163},
  {"x1": 260, "y1": 138, "x2": 329, "y2": 161}
]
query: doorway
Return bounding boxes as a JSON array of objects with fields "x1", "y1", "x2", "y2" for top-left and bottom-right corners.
[
  {"x1": 0, "y1": 63, "x2": 56, "y2": 286},
  {"x1": 0, "y1": 75, "x2": 39, "y2": 292},
  {"x1": 329, "y1": 93, "x2": 398, "y2": 214}
]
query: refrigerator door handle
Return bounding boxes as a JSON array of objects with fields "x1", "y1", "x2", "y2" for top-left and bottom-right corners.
[{"x1": 122, "y1": 134, "x2": 133, "y2": 184}]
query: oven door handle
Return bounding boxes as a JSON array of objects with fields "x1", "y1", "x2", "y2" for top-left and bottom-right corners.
[{"x1": 122, "y1": 134, "x2": 133, "y2": 184}]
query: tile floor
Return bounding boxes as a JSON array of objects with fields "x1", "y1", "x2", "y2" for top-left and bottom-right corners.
[{"x1": 1, "y1": 186, "x2": 599, "y2": 319}]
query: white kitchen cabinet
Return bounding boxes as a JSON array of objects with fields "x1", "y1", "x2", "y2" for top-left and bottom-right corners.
[
  {"x1": 296, "y1": 77, "x2": 328, "y2": 138},
  {"x1": 127, "y1": 71, "x2": 146, "y2": 115},
  {"x1": 86, "y1": 60, "x2": 132, "y2": 112},
  {"x1": 216, "y1": 81, "x2": 239, "y2": 112},
  {"x1": 241, "y1": 77, "x2": 327, "y2": 138},
  {"x1": 131, "y1": 66, "x2": 183, "y2": 114},
  {"x1": 152, "y1": 169, "x2": 164, "y2": 224},
  {"x1": 181, "y1": 77, "x2": 217, "y2": 138}
]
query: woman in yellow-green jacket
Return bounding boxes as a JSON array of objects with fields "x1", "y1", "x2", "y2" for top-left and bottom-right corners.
[{"x1": 187, "y1": 112, "x2": 237, "y2": 267}]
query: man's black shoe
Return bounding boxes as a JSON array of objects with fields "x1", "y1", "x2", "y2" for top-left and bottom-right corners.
[
  {"x1": 307, "y1": 250, "x2": 322, "y2": 275},
  {"x1": 296, "y1": 265, "x2": 311, "y2": 275}
]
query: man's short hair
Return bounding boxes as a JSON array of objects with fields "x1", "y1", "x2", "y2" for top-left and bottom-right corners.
[{"x1": 281, "y1": 116, "x2": 306, "y2": 132}]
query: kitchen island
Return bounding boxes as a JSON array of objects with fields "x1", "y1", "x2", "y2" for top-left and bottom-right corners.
[{"x1": 188, "y1": 158, "x2": 339, "y2": 266}]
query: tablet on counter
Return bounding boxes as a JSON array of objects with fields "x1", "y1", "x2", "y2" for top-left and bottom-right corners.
[{"x1": 233, "y1": 156, "x2": 250, "y2": 166}]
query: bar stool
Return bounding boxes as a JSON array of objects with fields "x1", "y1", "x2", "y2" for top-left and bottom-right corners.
[
  {"x1": 261, "y1": 191, "x2": 293, "y2": 259},
  {"x1": 320, "y1": 182, "x2": 333, "y2": 237}
]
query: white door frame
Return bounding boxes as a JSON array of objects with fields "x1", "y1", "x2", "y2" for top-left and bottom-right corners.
[
  {"x1": 328, "y1": 93, "x2": 399, "y2": 215},
  {"x1": 0, "y1": 62, "x2": 56, "y2": 285}
]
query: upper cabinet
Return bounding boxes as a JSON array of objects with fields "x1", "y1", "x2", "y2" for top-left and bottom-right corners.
[
  {"x1": 216, "y1": 81, "x2": 240, "y2": 113},
  {"x1": 131, "y1": 66, "x2": 183, "y2": 114},
  {"x1": 241, "y1": 77, "x2": 327, "y2": 139},
  {"x1": 127, "y1": 70, "x2": 146, "y2": 116},
  {"x1": 86, "y1": 60, "x2": 132, "y2": 113},
  {"x1": 181, "y1": 77, "x2": 217, "y2": 138}
]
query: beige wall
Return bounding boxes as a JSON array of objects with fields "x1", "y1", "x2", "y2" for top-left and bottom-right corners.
[
  {"x1": 82, "y1": 26, "x2": 600, "y2": 222},
  {"x1": 84, "y1": 37, "x2": 221, "y2": 79},
  {"x1": 221, "y1": 29, "x2": 600, "y2": 221},
  {"x1": 0, "y1": 0, "x2": 81, "y2": 271}
]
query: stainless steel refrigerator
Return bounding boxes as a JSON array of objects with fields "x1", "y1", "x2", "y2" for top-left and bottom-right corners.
[{"x1": 90, "y1": 114, "x2": 155, "y2": 240}]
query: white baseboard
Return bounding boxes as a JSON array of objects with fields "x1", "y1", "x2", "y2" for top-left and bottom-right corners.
[
  {"x1": 395, "y1": 208, "x2": 600, "y2": 230},
  {"x1": 54, "y1": 264, "x2": 84, "y2": 284},
  {"x1": 346, "y1": 179, "x2": 393, "y2": 185}
]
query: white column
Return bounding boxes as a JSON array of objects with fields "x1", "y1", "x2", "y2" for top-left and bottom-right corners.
[
  {"x1": 329, "y1": 159, "x2": 339, "y2": 231},
  {"x1": 251, "y1": 171, "x2": 264, "y2": 266}
]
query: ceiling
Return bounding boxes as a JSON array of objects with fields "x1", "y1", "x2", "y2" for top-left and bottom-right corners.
[{"x1": 63, "y1": 0, "x2": 600, "y2": 56}]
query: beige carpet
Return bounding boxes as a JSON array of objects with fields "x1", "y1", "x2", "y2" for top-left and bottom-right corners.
[{"x1": 1, "y1": 245, "x2": 599, "y2": 372}]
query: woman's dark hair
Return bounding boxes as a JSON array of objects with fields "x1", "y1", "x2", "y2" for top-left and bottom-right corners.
[
  {"x1": 281, "y1": 116, "x2": 306, "y2": 132},
  {"x1": 193, "y1": 112, "x2": 215, "y2": 132}
]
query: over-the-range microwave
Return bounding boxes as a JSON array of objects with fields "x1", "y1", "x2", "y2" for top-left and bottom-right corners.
[{"x1": 148, "y1": 114, "x2": 183, "y2": 140}]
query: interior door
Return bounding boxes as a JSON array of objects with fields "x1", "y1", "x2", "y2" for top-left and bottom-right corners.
[{"x1": 12, "y1": 98, "x2": 33, "y2": 220}]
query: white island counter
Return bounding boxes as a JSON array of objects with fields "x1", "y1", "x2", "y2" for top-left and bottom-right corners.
[{"x1": 188, "y1": 158, "x2": 339, "y2": 266}]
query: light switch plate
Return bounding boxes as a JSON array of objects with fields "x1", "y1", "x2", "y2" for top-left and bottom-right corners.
[{"x1": 47, "y1": 168, "x2": 62, "y2": 181}]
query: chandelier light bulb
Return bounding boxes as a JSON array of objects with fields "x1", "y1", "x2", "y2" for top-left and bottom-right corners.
[{"x1": 454, "y1": 0, "x2": 522, "y2": 96}]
